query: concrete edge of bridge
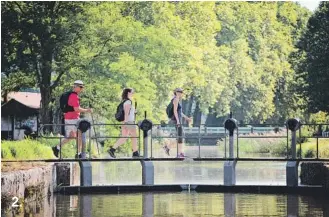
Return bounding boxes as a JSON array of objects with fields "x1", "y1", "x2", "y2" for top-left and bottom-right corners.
[{"x1": 55, "y1": 184, "x2": 329, "y2": 197}]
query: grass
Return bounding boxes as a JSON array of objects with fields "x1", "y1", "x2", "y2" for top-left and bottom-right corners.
[
  {"x1": 1, "y1": 139, "x2": 55, "y2": 160},
  {"x1": 1, "y1": 139, "x2": 55, "y2": 171}
]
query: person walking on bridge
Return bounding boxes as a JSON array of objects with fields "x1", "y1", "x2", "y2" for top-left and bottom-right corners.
[
  {"x1": 52, "y1": 80, "x2": 92, "y2": 158},
  {"x1": 108, "y1": 88, "x2": 139, "y2": 158},
  {"x1": 164, "y1": 88, "x2": 192, "y2": 158}
]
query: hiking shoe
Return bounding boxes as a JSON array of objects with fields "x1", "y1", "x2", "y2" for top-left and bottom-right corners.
[
  {"x1": 163, "y1": 145, "x2": 170, "y2": 156},
  {"x1": 132, "y1": 151, "x2": 140, "y2": 158},
  {"x1": 108, "y1": 147, "x2": 116, "y2": 158},
  {"x1": 52, "y1": 146, "x2": 59, "y2": 158}
]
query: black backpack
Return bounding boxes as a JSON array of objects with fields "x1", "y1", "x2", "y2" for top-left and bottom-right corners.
[
  {"x1": 59, "y1": 91, "x2": 77, "y2": 113},
  {"x1": 115, "y1": 99, "x2": 131, "y2": 121},
  {"x1": 166, "y1": 99, "x2": 174, "y2": 119}
]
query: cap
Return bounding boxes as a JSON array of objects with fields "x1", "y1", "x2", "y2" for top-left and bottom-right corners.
[
  {"x1": 74, "y1": 80, "x2": 84, "y2": 86},
  {"x1": 174, "y1": 88, "x2": 184, "y2": 93}
]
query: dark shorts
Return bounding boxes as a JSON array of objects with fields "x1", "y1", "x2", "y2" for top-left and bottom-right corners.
[{"x1": 168, "y1": 119, "x2": 184, "y2": 143}]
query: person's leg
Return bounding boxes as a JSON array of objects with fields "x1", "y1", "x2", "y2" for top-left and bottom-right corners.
[
  {"x1": 52, "y1": 121, "x2": 77, "y2": 158},
  {"x1": 129, "y1": 126, "x2": 138, "y2": 155},
  {"x1": 58, "y1": 124, "x2": 75, "y2": 147},
  {"x1": 177, "y1": 125, "x2": 185, "y2": 157},
  {"x1": 163, "y1": 120, "x2": 175, "y2": 156},
  {"x1": 113, "y1": 127, "x2": 129, "y2": 149},
  {"x1": 108, "y1": 126, "x2": 128, "y2": 158}
]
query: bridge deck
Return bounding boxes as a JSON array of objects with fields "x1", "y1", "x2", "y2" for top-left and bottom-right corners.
[{"x1": 2, "y1": 157, "x2": 329, "y2": 163}]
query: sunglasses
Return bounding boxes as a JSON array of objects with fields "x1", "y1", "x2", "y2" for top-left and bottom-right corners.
[
  {"x1": 176, "y1": 91, "x2": 183, "y2": 93},
  {"x1": 79, "y1": 86, "x2": 84, "y2": 88}
]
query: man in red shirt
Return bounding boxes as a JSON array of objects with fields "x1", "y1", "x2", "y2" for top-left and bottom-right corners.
[{"x1": 52, "y1": 80, "x2": 92, "y2": 158}]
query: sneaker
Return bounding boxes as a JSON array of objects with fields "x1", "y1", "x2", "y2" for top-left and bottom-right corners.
[
  {"x1": 52, "y1": 146, "x2": 59, "y2": 158},
  {"x1": 75, "y1": 153, "x2": 82, "y2": 159},
  {"x1": 177, "y1": 153, "x2": 186, "y2": 158},
  {"x1": 163, "y1": 145, "x2": 170, "y2": 156},
  {"x1": 107, "y1": 147, "x2": 116, "y2": 158},
  {"x1": 132, "y1": 151, "x2": 140, "y2": 158}
]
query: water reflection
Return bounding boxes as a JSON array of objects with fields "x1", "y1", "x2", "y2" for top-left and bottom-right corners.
[
  {"x1": 53, "y1": 192, "x2": 328, "y2": 217},
  {"x1": 224, "y1": 193, "x2": 236, "y2": 217},
  {"x1": 3, "y1": 191, "x2": 327, "y2": 216},
  {"x1": 287, "y1": 195, "x2": 299, "y2": 217}
]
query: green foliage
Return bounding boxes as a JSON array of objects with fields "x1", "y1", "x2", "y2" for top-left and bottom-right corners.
[
  {"x1": 2, "y1": 1, "x2": 321, "y2": 153},
  {"x1": 1, "y1": 1, "x2": 87, "y2": 124},
  {"x1": 1, "y1": 139, "x2": 55, "y2": 160},
  {"x1": 299, "y1": 138, "x2": 329, "y2": 158},
  {"x1": 292, "y1": 2, "x2": 329, "y2": 114}
]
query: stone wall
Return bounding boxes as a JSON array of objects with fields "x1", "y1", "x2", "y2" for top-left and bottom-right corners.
[
  {"x1": 1, "y1": 164, "x2": 56, "y2": 216},
  {"x1": 0, "y1": 162, "x2": 79, "y2": 216}
]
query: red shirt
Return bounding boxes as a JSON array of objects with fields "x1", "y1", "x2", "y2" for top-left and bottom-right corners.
[{"x1": 64, "y1": 92, "x2": 80, "y2": 120}]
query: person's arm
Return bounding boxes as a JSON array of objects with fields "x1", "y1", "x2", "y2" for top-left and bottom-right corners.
[
  {"x1": 73, "y1": 107, "x2": 91, "y2": 113},
  {"x1": 123, "y1": 101, "x2": 131, "y2": 123},
  {"x1": 182, "y1": 113, "x2": 192, "y2": 122},
  {"x1": 173, "y1": 98, "x2": 180, "y2": 125}
]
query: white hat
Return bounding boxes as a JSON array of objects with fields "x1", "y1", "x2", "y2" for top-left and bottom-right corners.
[
  {"x1": 174, "y1": 87, "x2": 184, "y2": 92},
  {"x1": 74, "y1": 80, "x2": 84, "y2": 85}
]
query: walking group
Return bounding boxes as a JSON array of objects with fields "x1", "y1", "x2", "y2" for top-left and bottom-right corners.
[{"x1": 52, "y1": 80, "x2": 192, "y2": 159}]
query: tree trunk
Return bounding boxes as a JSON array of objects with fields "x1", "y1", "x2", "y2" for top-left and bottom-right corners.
[
  {"x1": 40, "y1": 86, "x2": 53, "y2": 132},
  {"x1": 3, "y1": 90, "x2": 8, "y2": 103},
  {"x1": 39, "y1": 44, "x2": 53, "y2": 132}
]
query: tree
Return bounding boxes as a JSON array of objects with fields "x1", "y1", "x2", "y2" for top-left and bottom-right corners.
[
  {"x1": 1, "y1": 2, "x2": 85, "y2": 126},
  {"x1": 292, "y1": 2, "x2": 329, "y2": 113}
]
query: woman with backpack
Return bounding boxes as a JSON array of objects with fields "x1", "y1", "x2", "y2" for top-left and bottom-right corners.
[
  {"x1": 164, "y1": 88, "x2": 192, "y2": 158},
  {"x1": 108, "y1": 88, "x2": 139, "y2": 158}
]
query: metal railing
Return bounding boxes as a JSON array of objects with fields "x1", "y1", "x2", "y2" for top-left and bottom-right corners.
[
  {"x1": 38, "y1": 122, "x2": 141, "y2": 160},
  {"x1": 3, "y1": 120, "x2": 329, "y2": 162}
]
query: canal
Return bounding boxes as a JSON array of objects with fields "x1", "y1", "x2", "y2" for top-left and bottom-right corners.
[{"x1": 4, "y1": 159, "x2": 328, "y2": 217}]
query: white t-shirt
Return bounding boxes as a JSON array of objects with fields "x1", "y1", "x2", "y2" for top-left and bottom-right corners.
[{"x1": 124, "y1": 100, "x2": 135, "y2": 122}]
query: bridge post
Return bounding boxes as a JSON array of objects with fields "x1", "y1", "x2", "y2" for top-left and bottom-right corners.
[
  {"x1": 286, "y1": 118, "x2": 301, "y2": 187},
  {"x1": 139, "y1": 114, "x2": 154, "y2": 185},
  {"x1": 77, "y1": 120, "x2": 92, "y2": 186},
  {"x1": 223, "y1": 116, "x2": 238, "y2": 186}
]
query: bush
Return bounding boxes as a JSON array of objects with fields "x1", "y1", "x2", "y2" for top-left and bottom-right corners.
[
  {"x1": 268, "y1": 140, "x2": 289, "y2": 157},
  {"x1": 304, "y1": 149, "x2": 315, "y2": 158}
]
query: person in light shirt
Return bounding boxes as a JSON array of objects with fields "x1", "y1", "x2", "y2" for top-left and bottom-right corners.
[{"x1": 108, "y1": 88, "x2": 139, "y2": 158}]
